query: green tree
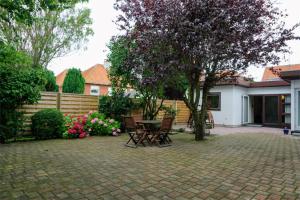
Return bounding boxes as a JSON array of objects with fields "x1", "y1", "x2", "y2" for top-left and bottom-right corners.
[
  {"x1": 107, "y1": 36, "x2": 132, "y2": 94},
  {"x1": 116, "y1": 0, "x2": 299, "y2": 140},
  {"x1": 62, "y1": 68, "x2": 85, "y2": 94},
  {"x1": 0, "y1": 5, "x2": 93, "y2": 67},
  {"x1": 0, "y1": 0, "x2": 88, "y2": 25},
  {"x1": 107, "y1": 36, "x2": 175, "y2": 120},
  {"x1": 0, "y1": 43, "x2": 46, "y2": 143},
  {"x1": 44, "y1": 69, "x2": 59, "y2": 92}
]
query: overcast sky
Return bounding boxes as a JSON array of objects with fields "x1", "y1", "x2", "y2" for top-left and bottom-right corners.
[{"x1": 48, "y1": 0, "x2": 300, "y2": 81}]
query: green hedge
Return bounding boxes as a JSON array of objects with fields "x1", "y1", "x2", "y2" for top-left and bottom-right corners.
[{"x1": 31, "y1": 109, "x2": 64, "y2": 140}]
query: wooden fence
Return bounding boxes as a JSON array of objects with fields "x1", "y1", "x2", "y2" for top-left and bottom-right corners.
[
  {"x1": 19, "y1": 92, "x2": 99, "y2": 134},
  {"x1": 19, "y1": 92, "x2": 190, "y2": 134}
]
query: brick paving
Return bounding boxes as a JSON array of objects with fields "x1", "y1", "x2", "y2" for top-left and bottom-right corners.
[{"x1": 1, "y1": 132, "x2": 300, "y2": 200}]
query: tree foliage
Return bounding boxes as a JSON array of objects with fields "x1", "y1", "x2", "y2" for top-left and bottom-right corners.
[
  {"x1": 62, "y1": 68, "x2": 85, "y2": 94},
  {"x1": 0, "y1": 43, "x2": 47, "y2": 142},
  {"x1": 44, "y1": 69, "x2": 59, "y2": 92},
  {"x1": 0, "y1": 4, "x2": 93, "y2": 67},
  {"x1": 0, "y1": 0, "x2": 88, "y2": 25},
  {"x1": 107, "y1": 36, "x2": 168, "y2": 120},
  {"x1": 99, "y1": 92, "x2": 134, "y2": 122},
  {"x1": 115, "y1": 0, "x2": 299, "y2": 140},
  {"x1": 107, "y1": 36, "x2": 133, "y2": 93}
]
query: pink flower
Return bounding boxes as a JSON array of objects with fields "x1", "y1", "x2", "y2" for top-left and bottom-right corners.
[
  {"x1": 88, "y1": 111, "x2": 93, "y2": 115},
  {"x1": 112, "y1": 132, "x2": 118, "y2": 136},
  {"x1": 99, "y1": 120, "x2": 103, "y2": 125},
  {"x1": 79, "y1": 133, "x2": 86, "y2": 138},
  {"x1": 91, "y1": 118, "x2": 98, "y2": 124},
  {"x1": 117, "y1": 129, "x2": 121, "y2": 132},
  {"x1": 109, "y1": 119, "x2": 114, "y2": 123}
]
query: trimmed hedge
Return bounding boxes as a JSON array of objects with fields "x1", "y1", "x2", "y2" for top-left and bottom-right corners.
[{"x1": 31, "y1": 109, "x2": 64, "y2": 140}]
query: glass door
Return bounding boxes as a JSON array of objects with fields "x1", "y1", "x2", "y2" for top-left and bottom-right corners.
[
  {"x1": 242, "y1": 96, "x2": 249, "y2": 124},
  {"x1": 264, "y1": 96, "x2": 279, "y2": 125}
]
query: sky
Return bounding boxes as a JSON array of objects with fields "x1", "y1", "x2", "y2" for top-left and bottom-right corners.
[{"x1": 48, "y1": 0, "x2": 300, "y2": 81}]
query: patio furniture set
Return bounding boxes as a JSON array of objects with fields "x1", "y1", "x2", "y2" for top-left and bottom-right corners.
[{"x1": 124, "y1": 116, "x2": 174, "y2": 148}]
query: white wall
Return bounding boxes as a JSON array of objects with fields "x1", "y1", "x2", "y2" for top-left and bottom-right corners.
[
  {"x1": 247, "y1": 86, "x2": 291, "y2": 95},
  {"x1": 204, "y1": 85, "x2": 248, "y2": 126},
  {"x1": 199, "y1": 85, "x2": 292, "y2": 127},
  {"x1": 291, "y1": 80, "x2": 300, "y2": 131}
]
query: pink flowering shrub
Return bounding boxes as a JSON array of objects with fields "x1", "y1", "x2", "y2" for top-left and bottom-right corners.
[
  {"x1": 85, "y1": 111, "x2": 121, "y2": 136},
  {"x1": 63, "y1": 114, "x2": 88, "y2": 139},
  {"x1": 63, "y1": 111, "x2": 121, "y2": 139}
]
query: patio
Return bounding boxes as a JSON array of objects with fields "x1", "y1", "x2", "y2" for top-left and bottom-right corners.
[{"x1": 1, "y1": 131, "x2": 300, "y2": 200}]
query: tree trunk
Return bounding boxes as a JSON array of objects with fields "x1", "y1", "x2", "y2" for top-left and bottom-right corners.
[{"x1": 194, "y1": 84, "x2": 209, "y2": 141}]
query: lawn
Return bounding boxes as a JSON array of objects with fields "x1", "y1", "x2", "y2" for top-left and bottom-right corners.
[{"x1": 0, "y1": 133, "x2": 300, "y2": 200}]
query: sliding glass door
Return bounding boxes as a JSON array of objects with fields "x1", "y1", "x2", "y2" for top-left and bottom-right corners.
[{"x1": 264, "y1": 96, "x2": 279, "y2": 125}]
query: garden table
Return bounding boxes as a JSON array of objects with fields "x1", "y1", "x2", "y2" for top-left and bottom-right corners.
[{"x1": 136, "y1": 120, "x2": 162, "y2": 145}]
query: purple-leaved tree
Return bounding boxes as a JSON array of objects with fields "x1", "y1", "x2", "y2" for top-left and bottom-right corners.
[{"x1": 115, "y1": 0, "x2": 299, "y2": 140}]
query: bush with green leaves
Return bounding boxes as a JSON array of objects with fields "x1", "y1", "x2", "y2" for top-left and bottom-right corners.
[
  {"x1": 99, "y1": 92, "x2": 135, "y2": 122},
  {"x1": 62, "y1": 68, "x2": 85, "y2": 94},
  {"x1": 31, "y1": 109, "x2": 64, "y2": 140},
  {"x1": 44, "y1": 69, "x2": 59, "y2": 92},
  {"x1": 161, "y1": 105, "x2": 178, "y2": 118},
  {"x1": 85, "y1": 111, "x2": 121, "y2": 136},
  {"x1": 0, "y1": 43, "x2": 46, "y2": 143}
]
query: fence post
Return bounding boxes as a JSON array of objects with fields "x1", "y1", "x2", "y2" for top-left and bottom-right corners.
[
  {"x1": 57, "y1": 92, "x2": 61, "y2": 110},
  {"x1": 175, "y1": 100, "x2": 177, "y2": 124}
]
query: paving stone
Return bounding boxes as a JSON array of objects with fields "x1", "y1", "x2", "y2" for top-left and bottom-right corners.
[{"x1": 0, "y1": 133, "x2": 300, "y2": 199}]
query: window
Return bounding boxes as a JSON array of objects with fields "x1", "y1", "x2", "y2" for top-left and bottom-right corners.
[
  {"x1": 90, "y1": 85, "x2": 100, "y2": 96},
  {"x1": 108, "y1": 87, "x2": 112, "y2": 96},
  {"x1": 207, "y1": 92, "x2": 221, "y2": 110}
]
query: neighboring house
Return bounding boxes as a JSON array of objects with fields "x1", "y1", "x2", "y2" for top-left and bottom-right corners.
[
  {"x1": 56, "y1": 64, "x2": 112, "y2": 96},
  {"x1": 201, "y1": 64, "x2": 300, "y2": 134}
]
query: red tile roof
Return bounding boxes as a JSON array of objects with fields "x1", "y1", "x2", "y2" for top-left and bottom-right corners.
[
  {"x1": 262, "y1": 64, "x2": 300, "y2": 81},
  {"x1": 56, "y1": 64, "x2": 111, "y2": 87},
  {"x1": 250, "y1": 81, "x2": 290, "y2": 88},
  {"x1": 82, "y1": 64, "x2": 111, "y2": 85}
]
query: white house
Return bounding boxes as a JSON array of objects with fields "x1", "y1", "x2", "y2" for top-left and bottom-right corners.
[{"x1": 202, "y1": 64, "x2": 300, "y2": 134}]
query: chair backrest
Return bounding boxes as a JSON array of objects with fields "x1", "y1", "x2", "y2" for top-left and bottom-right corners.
[
  {"x1": 123, "y1": 116, "x2": 136, "y2": 131},
  {"x1": 207, "y1": 111, "x2": 214, "y2": 123},
  {"x1": 160, "y1": 117, "x2": 174, "y2": 132}
]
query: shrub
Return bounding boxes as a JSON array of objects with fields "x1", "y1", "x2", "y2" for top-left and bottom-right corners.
[
  {"x1": 62, "y1": 68, "x2": 85, "y2": 94},
  {"x1": 63, "y1": 114, "x2": 87, "y2": 139},
  {"x1": 85, "y1": 111, "x2": 121, "y2": 136},
  {"x1": 99, "y1": 91, "x2": 135, "y2": 122},
  {"x1": 31, "y1": 109, "x2": 64, "y2": 140},
  {"x1": 0, "y1": 111, "x2": 25, "y2": 143},
  {"x1": 161, "y1": 105, "x2": 178, "y2": 118},
  {"x1": 44, "y1": 69, "x2": 59, "y2": 92},
  {"x1": 0, "y1": 43, "x2": 46, "y2": 143}
]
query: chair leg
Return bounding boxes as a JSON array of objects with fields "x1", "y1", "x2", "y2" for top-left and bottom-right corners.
[
  {"x1": 166, "y1": 135, "x2": 172, "y2": 143},
  {"x1": 125, "y1": 133, "x2": 138, "y2": 148}
]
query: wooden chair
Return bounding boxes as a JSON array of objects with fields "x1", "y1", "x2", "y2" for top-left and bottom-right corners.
[
  {"x1": 206, "y1": 111, "x2": 214, "y2": 129},
  {"x1": 152, "y1": 117, "x2": 174, "y2": 147},
  {"x1": 187, "y1": 111, "x2": 214, "y2": 129},
  {"x1": 123, "y1": 116, "x2": 149, "y2": 148}
]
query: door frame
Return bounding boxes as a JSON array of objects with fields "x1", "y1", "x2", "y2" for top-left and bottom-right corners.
[
  {"x1": 262, "y1": 95, "x2": 281, "y2": 126},
  {"x1": 296, "y1": 89, "x2": 300, "y2": 130},
  {"x1": 249, "y1": 94, "x2": 286, "y2": 127},
  {"x1": 242, "y1": 95, "x2": 250, "y2": 124}
]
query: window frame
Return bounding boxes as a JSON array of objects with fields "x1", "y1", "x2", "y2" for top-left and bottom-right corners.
[
  {"x1": 90, "y1": 85, "x2": 100, "y2": 96},
  {"x1": 207, "y1": 92, "x2": 221, "y2": 111}
]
